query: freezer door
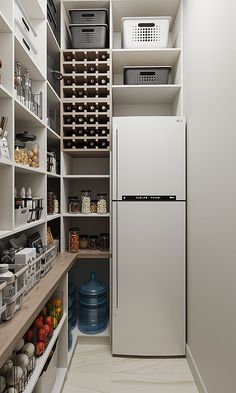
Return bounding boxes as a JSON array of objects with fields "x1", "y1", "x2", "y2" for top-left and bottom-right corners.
[
  {"x1": 112, "y1": 201, "x2": 185, "y2": 356},
  {"x1": 112, "y1": 116, "x2": 186, "y2": 201}
]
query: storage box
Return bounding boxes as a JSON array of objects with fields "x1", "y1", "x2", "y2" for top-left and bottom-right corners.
[
  {"x1": 69, "y1": 9, "x2": 107, "y2": 25},
  {"x1": 122, "y1": 17, "x2": 172, "y2": 49},
  {"x1": 15, "y1": 207, "x2": 30, "y2": 227},
  {"x1": 15, "y1": 248, "x2": 37, "y2": 265},
  {"x1": 69, "y1": 24, "x2": 108, "y2": 49},
  {"x1": 15, "y1": 0, "x2": 37, "y2": 50},
  {"x1": 33, "y1": 340, "x2": 58, "y2": 393},
  {"x1": 124, "y1": 66, "x2": 171, "y2": 85}
]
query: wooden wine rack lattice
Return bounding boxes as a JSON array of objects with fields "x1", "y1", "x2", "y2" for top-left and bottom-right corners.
[{"x1": 61, "y1": 50, "x2": 111, "y2": 155}]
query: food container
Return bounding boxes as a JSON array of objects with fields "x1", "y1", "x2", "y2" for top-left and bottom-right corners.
[
  {"x1": 15, "y1": 141, "x2": 29, "y2": 166},
  {"x1": 47, "y1": 151, "x2": 57, "y2": 173},
  {"x1": 69, "y1": 9, "x2": 108, "y2": 24},
  {"x1": 47, "y1": 192, "x2": 56, "y2": 214},
  {"x1": 97, "y1": 193, "x2": 107, "y2": 214},
  {"x1": 47, "y1": 227, "x2": 54, "y2": 246},
  {"x1": 90, "y1": 199, "x2": 97, "y2": 213},
  {"x1": 68, "y1": 197, "x2": 80, "y2": 213},
  {"x1": 124, "y1": 66, "x2": 171, "y2": 85},
  {"x1": 69, "y1": 24, "x2": 108, "y2": 49},
  {"x1": 81, "y1": 190, "x2": 91, "y2": 214},
  {"x1": 89, "y1": 235, "x2": 99, "y2": 250},
  {"x1": 99, "y1": 233, "x2": 109, "y2": 251},
  {"x1": 79, "y1": 235, "x2": 89, "y2": 249},
  {"x1": 15, "y1": 131, "x2": 39, "y2": 168},
  {"x1": 122, "y1": 17, "x2": 172, "y2": 49},
  {"x1": 69, "y1": 228, "x2": 80, "y2": 253}
]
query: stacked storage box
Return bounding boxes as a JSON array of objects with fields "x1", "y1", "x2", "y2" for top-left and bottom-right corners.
[{"x1": 69, "y1": 9, "x2": 109, "y2": 49}]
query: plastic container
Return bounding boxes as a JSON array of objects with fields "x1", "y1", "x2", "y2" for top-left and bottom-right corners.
[
  {"x1": 122, "y1": 17, "x2": 172, "y2": 49},
  {"x1": 69, "y1": 24, "x2": 108, "y2": 49},
  {"x1": 99, "y1": 233, "x2": 109, "y2": 251},
  {"x1": 124, "y1": 66, "x2": 171, "y2": 85},
  {"x1": 70, "y1": 9, "x2": 107, "y2": 24},
  {"x1": 69, "y1": 228, "x2": 80, "y2": 253},
  {"x1": 89, "y1": 235, "x2": 99, "y2": 250},
  {"x1": 78, "y1": 272, "x2": 107, "y2": 334}
]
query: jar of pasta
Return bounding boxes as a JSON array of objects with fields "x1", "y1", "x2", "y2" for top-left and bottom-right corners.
[{"x1": 69, "y1": 228, "x2": 80, "y2": 253}]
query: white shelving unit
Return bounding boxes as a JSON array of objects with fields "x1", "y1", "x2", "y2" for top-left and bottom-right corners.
[{"x1": 0, "y1": 0, "x2": 183, "y2": 391}]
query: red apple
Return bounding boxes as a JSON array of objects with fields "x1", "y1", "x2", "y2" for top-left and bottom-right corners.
[
  {"x1": 36, "y1": 341, "x2": 45, "y2": 356},
  {"x1": 37, "y1": 327, "x2": 46, "y2": 342},
  {"x1": 44, "y1": 316, "x2": 53, "y2": 327},
  {"x1": 34, "y1": 315, "x2": 43, "y2": 329},
  {"x1": 43, "y1": 324, "x2": 50, "y2": 336},
  {"x1": 40, "y1": 306, "x2": 47, "y2": 317},
  {"x1": 24, "y1": 329, "x2": 34, "y2": 343}
]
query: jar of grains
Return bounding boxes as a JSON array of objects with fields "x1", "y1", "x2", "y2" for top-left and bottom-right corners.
[
  {"x1": 99, "y1": 233, "x2": 109, "y2": 251},
  {"x1": 81, "y1": 190, "x2": 91, "y2": 214},
  {"x1": 69, "y1": 228, "x2": 80, "y2": 253},
  {"x1": 89, "y1": 235, "x2": 99, "y2": 250},
  {"x1": 97, "y1": 193, "x2": 107, "y2": 214},
  {"x1": 90, "y1": 199, "x2": 97, "y2": 213},
  {"x1": 79, "y1": 235, "x2": 89, "y2": 249},
  {"x1": 14, "y1": 141, "x2": 29, "y2": 166}
]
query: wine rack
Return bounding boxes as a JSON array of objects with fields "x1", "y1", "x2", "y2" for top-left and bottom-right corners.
[{"x1": 61, "y1": 50, "x2": 111, "y2": 155}]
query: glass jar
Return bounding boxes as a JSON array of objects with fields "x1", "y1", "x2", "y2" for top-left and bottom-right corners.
[
  {"x1": 79, "y1": 235, "x2": 89, "y2": 249},
  {"x1": 90, "y1": 199, "x2": 97, "y2": 213},
  {"x1": 68, "y1": 197, "x2": 80, "y2": 214},
  {"x1": 99, "y1": 233, "x2": 109, "y2": 251},
  {"x1": 14, "y1": 141, "x2": 29, "y2": 166},
  {"x1": 15, "y1": 132, "x2": 39, "y2": 168},
  {"x1": 47, "y1": 227, "x2": 54, "y2": 246},
  {"x1": 54, "y1": 195, "x2": 59, "y2": 214},
  {"x1": 69, "y1": 228, "x2": 80, "y2": 253},
  {"x1": 81, "y1": 190, "x2": 91, "y2": 214},
  {"x1": 89, "y1": 235, "x2": 99, "y2": 250},
  {"x1": 47, "y1": 192, "x2": 55, "y2": 214},
  {"x1": 47, "y1": 151, "x2": 57, "y2": 173},
  {"x1": 97, "y1": 193, "x2": 107, "y2": 214}
]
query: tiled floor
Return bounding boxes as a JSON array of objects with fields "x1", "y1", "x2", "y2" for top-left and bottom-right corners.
[{"x1": 62, "y1": 343, "x2": 199, "y2": 393}]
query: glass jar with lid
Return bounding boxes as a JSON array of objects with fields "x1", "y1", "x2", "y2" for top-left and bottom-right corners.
[
  {"x1": 79, "y1": 235, "x2": 89, "y2": 249},
  {"x1": 14, "y1": 140, "x2": 29, "y2": 166},
  {"x1": 90, "y1": 199, "x2": 97, "y2": 213},
  {"x1": 97, "y1": 193, "x2": 108, "y2": 214},
  {"x1": 81, "y1": 190, "x2": 91, "y2": 214},
  {"x1": 15, "y1": 131, "x2": 39, "y2": 168},
  {"x1": 47, "y1": 192, "x2": 56, "y2": 214},
  {"x1": 99, "y1": 233, "x2": 109, "y2": 251},
  {"x1": 68, "y1": 196, "x2": 80, "y2": 213},
  {"x1": 89, "y1": 235, "x2": 99, "y2": 250},
  {"x1": 69, "y1": 228, "x2": 80, "y2": 253}
]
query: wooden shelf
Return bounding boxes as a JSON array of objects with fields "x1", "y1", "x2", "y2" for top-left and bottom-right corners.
[
  {"x1": 15, "y1": 163, "x2": 46, "y2": 175},
  {"x1": 23, "y1": 314, "x2": 67, "y2": 393},
  {"x1": 47, "y1": 213, "x2": 61, "y2": 222},
  {"x1": 77, "y1": 249, "x2": 111, "y2": 259},
  {"x1": 15, "y1": 98, "x2": 45, "y2": 127},
  {"x1": 63, "y1": 213, "x2": 110, "y2": 218},
  {"x1": 47, "y1": 126, "x2": 61, "y2": 141},
  {"x1": 113, "y1": 85, "x2": 181, "y2": 105},
  {"x1": 0, "y1": 219, "x2": 46, "y2": 240},
  {"x1": 63, "y1": 149, "x2": 110, "y2": 158},
  {"x1": 0, "y1": 252, "x2": 77, "y2": 367},
  {"x1": 63, "y1": 175, "x2": 110, "y2": 179}
]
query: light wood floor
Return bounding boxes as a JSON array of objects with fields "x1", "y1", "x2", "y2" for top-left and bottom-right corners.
[{"x1": 62, "y1": 342, "x2": 199, "y2": 393}]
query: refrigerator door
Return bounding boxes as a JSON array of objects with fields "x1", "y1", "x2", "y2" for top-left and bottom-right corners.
[
  {"x1": 112, "y1": 116, "x2": 186, "y2": 201},
  {"x1": 112, "y1": 201, "x2": 185, "y2": 356}
]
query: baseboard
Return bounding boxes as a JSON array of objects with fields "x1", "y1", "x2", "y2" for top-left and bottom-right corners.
[{"x1": 186, "y1": 344, "x2": 208, "y2": 393}]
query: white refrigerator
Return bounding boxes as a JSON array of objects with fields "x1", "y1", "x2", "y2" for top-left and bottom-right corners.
[{"x1": 112, "y1": 116, "x2": 186, "y2": 356}]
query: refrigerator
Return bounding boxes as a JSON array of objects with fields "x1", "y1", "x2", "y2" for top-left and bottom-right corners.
[{"x1": 112, "y1": 116, "x2": 186, "y2": 356}]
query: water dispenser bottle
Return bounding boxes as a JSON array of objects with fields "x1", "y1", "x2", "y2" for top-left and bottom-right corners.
[{"x1": 78, "y1": 272, "x2": 107, "y2": 334}]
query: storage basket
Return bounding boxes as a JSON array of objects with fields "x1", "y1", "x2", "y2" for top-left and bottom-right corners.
[
  {"x1": 69, "y1": 24, "x2": 108, "y2": 49},
  {"x1": 15, "y1": 207, "x2": 31, "y2": 227},
  {"x1": 69, "y1": 9, "x2": 107, "y2": 25},
  {"x1": 124, "y1": 66, "x2": 171, "y2": 85},
  {"x1": 122, "y1": 17, "x2": 172, "y2": 49}
]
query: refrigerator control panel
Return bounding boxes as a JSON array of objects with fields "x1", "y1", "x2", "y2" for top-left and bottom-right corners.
[{"x1": 122, "y1": 195, "x2": 176, "y2": 201}]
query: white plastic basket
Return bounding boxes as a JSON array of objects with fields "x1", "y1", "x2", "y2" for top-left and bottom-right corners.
[{"x1": 122, "y1": 17, "x2": 172, "y2": 49}]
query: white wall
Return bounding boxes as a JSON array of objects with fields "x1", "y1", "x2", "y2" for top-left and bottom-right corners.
[{"x1": 184, "y1": 1, "x2": 236, "y2": 392}]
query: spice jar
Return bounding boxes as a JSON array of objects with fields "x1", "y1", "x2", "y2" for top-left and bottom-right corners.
[
  {"x1": 97, "y1": 193, "x2": 108, "y2": 214},
  {"x1": 69, "y1": 228, "x2": 80, "y2": 253},
  {"x1": 14, "y1": 141, "x2": 29, "y2": 166},
  {"x1": 90, "y1": 199, "x2": 97, "y2": 213},
  {"x1": 99, "y1": 233, "x2": 109, "y2": 251},
  {"x1": 79, "y1": 235, "x2": 89, "y2": 249},
  {"x1": 81, "y1": 190, "x2": 91, "y2": 214},
  {"x1": 15, "y1": 131, "x2": 39, "y2": 168},
  {"x1": 47, "y1": 192, "x2": 56, "y2": 214},
  {"x1": 68, "y1": 197, "x2": 80, "y2": 213},
  {"x1": 89, "y1": 235, "x2": 99, "y2": 250}
]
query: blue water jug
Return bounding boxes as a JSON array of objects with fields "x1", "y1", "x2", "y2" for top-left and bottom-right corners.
[{"x1": 78, "y1": 272, "x2": 107, "y2": 334}]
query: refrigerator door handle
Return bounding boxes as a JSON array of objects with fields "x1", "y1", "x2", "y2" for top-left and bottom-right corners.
[
  {"x1": 112, "y1": 127, "x2": 119, "y2": 200},
  {"x1": 112, "y1": 203, "x2": 119, "y2": 313}
]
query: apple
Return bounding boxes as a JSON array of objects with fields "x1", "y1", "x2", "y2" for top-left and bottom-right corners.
[
  {"x1": 40, "y1": 306, "x2": 47, "y2": 317},
  {"x1": 24, "y1": 329, "x2": 34, "y2": 343},
  {"x1": 37, "y1": 328, "x2": 46, "y2": 342},
  {"x1": 35, "y1": 341, "x2": 45, "y2": 357},
  {"x1": 34, "y1": 316, "x2": 43, "y2": 329},
  {"x1": 44, "y1": 316, "x2": 53, "y2": 327},
  {"x1": 43, "y1": 324, "x2": 50, "y2": 336}
]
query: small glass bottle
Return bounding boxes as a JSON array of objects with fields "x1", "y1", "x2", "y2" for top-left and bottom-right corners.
[
  {"x1": 15, "y1": 62, "x2": 24, "y2": 103},
  {"x1": 24, "y1": 69, "x2": 32, "y2": 110},
  {"x1": 69, "y1": 228, "x2": 80, "y2": 253}
]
